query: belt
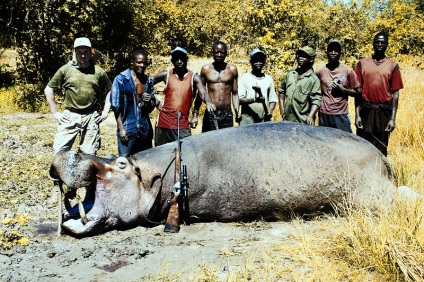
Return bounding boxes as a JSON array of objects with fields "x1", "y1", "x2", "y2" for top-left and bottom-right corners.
[
  {"x1": 211, "y1": 109, "x2": 232, "y2": 116},
  {"x1": 66, "y1": 105, "x2": 97, "y2": 114}
]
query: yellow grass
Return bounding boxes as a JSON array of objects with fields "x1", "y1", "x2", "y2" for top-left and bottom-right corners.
[{"x1": 149, "y1": 57, "x2": 424, "y2": 281}]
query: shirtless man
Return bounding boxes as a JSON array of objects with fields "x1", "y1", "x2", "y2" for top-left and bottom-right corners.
[{"x1": 190, "y1": 41, "x2": 239, "y2": 131}]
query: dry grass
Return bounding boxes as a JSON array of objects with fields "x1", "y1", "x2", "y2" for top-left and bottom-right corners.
[{"x1": 1, "y1": 56, "x2": 424, "y2": 280}]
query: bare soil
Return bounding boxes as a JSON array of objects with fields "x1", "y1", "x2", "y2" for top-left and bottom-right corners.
[{"x1": 0, "y1": 113, "x2": 333, "y2": 281}]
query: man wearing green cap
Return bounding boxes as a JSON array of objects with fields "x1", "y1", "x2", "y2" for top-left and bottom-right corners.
[{"x1": 278, "y1": 46, "x2": 321, "y2": 125}]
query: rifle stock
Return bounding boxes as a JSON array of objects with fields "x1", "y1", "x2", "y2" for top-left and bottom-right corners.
[{"x1": 164, "y1": 193, "x2": 180, "y2": 233}]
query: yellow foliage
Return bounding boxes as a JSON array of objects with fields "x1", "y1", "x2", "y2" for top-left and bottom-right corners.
[
  {"x1": 0, "y1": 214, "x2": 32, "y2": 250},
  {"x1": 2, "y1": 218, "x2": 12, "y2": 225},
  {"x1": 0, "y1": 87, "x2": 20, "y2": 113}
]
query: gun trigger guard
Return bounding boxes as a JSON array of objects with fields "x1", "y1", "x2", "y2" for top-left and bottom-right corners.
[{"x1": 173, "y1": 182, "x2": 181, "y2": 194}]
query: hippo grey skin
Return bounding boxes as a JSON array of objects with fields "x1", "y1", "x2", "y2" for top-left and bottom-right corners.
[{"x1": 50, "y1": 121, "x2": 396, "y2": 236}]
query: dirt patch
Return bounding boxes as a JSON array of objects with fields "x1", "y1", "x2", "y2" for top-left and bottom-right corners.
[{"x1": 0, "y1": 113, "x2": 338, "y2": 281}]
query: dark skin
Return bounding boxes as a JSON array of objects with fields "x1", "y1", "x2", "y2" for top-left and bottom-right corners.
[
  {"x1": 190, "y1": 43, "x2": 239, "y2": 127},
  {"x1": 326, "y1": 46, "x2": 361, "y2": 97},
  {"x1": 153, "y1": 51, "x2": 215, "y2": 113},
  {"x1": 239, "y1": 54, "x2": 276, "y2": 120},
  {"x1": 355, "y1": 34, "x2": 398, "y2": 132},
  {"x1": 279, "y1": 51, "x2": 318, "y2": 125},
  {"x1": 116, "y1": 53, "x2": 152, "y2": 143}
]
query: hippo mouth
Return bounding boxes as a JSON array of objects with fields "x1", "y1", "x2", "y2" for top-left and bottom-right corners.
[
  {"x1": 60, "y1": 176, "x2": 114, "y2": 236},
  {"x1": 51, "y1": 150, "x2": 162, "y2": 236},
  {"x1": 50, "y1": 151, "x2": 119, "y2": 236}
]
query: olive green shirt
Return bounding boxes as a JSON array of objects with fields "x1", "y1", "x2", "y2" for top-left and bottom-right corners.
[
  {"x1": 48, "y1": 63, "x2": 112, "y2": 110},
  {"x1": 278, "y1": 68, "x2": 321, "y2": 123}
]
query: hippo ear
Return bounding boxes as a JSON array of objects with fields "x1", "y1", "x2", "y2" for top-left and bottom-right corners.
[
  {"x1": 106, "y1": 154, "x2": 117, "y2": 160},
  {"x1": 127, "y1": 156, "x2": 142, "y2": 181},
  {"x1": 133, "y1": 164, "x2": 142, "y2": 182}
]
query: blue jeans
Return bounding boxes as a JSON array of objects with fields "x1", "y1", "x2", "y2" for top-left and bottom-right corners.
[
  {"x1": 318, "y1": 112, "x2": 352, "y2": 133},
  {"x1": 117, "y1": 133, "x2": 152, "y2": 157}
]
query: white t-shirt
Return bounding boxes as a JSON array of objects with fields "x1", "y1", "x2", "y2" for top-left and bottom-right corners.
[{"x1": 238, "y1": 72, "x2": 278, "y2": 119}]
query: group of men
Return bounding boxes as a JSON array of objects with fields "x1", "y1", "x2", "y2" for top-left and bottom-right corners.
[{"x1": 45, "y1": 32, "x2": 403, "y2": 162}]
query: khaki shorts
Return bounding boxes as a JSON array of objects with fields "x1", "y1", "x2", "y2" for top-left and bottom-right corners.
[{"x1": 53, "y1": 110, "x2": 101, "y2": 155}]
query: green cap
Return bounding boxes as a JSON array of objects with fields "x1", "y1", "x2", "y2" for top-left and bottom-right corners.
[{"x1": 296, "y1": 46, "x2": 316, "y2": 57}]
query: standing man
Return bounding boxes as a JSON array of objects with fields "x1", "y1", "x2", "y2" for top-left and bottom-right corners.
[
  {"x1": 278, "y1": 46, "x2": 321, "y2": 125},
  {"x1": 45, "y1": 37, "x2": 112, "y2": 154},
  {"x1": 110, "y1": 50, "x2": 156, "y2": 156},
  {"x1": 190, "y1": 41, "x2": 239, "y2": 131},
  {"x1": 238, "y1": 49, "x2": 277, "y2": 125},
  {"x1": 354, "y1": 32, "x2": 404, "y2": 156},
  {"x1": 315, "y1": 40, "x2": 361, "y2": 133},
  {"x1": 44, "y1": 37, "x2": 112, "y2": 206},
  {"x1": 153, "y1": 47, "x2": 215, "y2": 146}
]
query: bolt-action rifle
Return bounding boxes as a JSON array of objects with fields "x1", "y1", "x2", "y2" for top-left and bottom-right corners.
[{"x1": 164, "y1": 111, "x2": 190, "y2": 233}]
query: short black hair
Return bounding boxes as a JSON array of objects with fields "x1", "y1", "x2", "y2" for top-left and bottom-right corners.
[
  {"x1": 213, "y1": 41, "x2": 227, "y2": 50},
  {"x1": 374, "y1": 31, "x2": 389, "y2": 42},
  {"x1": 131, "y1": 49, "x2": 148, "y2": 61}
]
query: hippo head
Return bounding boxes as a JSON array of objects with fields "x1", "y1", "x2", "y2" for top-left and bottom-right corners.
[{"x1": 49, "y1": 151, "x2": 161, "y2": 236}]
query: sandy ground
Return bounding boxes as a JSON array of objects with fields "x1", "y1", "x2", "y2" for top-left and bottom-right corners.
[
  {"x1": 1, "y1": 112, "x2": 337, "y2": 281},
  {"x1": 2, "y1": 219, "x2": 319, "y2": 281}
]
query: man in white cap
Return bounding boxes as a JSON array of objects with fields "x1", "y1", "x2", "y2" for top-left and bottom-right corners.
[
  {"x1": 44, "y1": 37, "x2": 111, "y2": 206},
  {"x1": 153, "y1": 47, "x2": 215, "y2": 146},
  {"x1": 278, "y1": 46, "x2": 321, "y2": 125},
  {"x1": 315, "y1": 40, "x2": 361, "y2": 133},
  {"x1": 238, "y1": 49, "x2": 278, "y2": 125}
]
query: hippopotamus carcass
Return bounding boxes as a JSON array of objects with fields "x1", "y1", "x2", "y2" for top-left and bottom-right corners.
[{"x1": 49, "y1": 121, "x2": 401, "y2": 236}]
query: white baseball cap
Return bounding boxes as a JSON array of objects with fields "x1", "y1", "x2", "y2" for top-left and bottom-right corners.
[
  {"x1": 250, "y1": 49, "x2": 266, "y2": 58},
  {"x1": 171, "y1": 46, "x2": 188, "y2": 55},
  {"x1": 74, "y1": 37, "x2": 92, "y2": 48}
]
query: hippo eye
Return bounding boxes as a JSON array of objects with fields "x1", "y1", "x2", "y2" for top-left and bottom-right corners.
[{"x1": 117, "y1": 161, "x2": 126, "y2": 169}]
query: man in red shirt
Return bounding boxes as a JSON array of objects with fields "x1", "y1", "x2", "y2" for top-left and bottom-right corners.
[
  {"x1": 354, "y1": 32, "x2": 404, "y2": 156},
  {"x1": 153, "y1": 47, "x2": 215, "y2": 146}
]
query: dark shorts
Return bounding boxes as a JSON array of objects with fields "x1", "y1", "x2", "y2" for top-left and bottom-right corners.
[
  {"x1": 117, "y1": 133, "x2": 152, "y2": 157},
  {"x1": 202, "y1": 110, "x2": 233, "y2": 132},
  {"x1": 155, "y1": 127, "x2": 191, "y2": 147},
  {"x1": 318, "y1": 112, "x2": 352, "y2": 133}
]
